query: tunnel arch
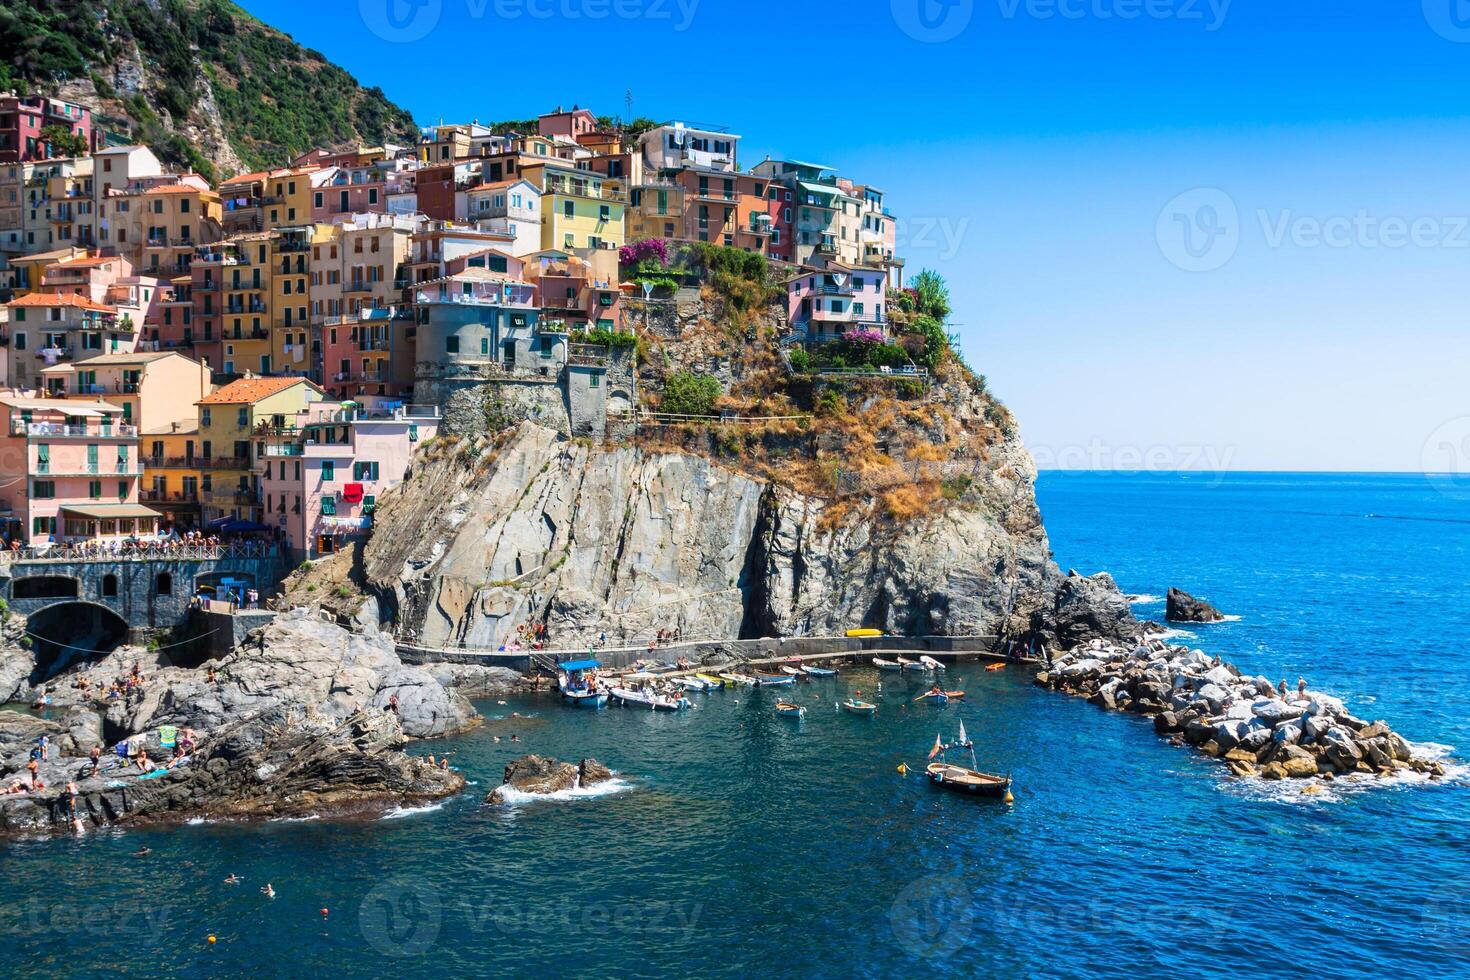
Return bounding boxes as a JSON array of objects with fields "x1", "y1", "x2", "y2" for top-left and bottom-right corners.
[
  {"x1": 22, "y1": 601, "x2": 130, "y2": 685},
  {"x1": 11, "y1": 575, "x2": 81, "y2": 600}
]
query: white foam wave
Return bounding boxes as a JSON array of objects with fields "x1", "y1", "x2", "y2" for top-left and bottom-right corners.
[
  {"x1": 1128, "y1": 594, "x2": 1163, "y2": 606},
  {"x1": 1150, "y1": 626, "x2": 1197, "y2": 641},
  {"x1": 489, "y1": 777, "x2": 633, "y2": 806},
  {"x1": 269, "y1": 814, "x2": 321, "y2": 823},
  {"x1": 1219, "y1": 614, "x2": 1243, "y2": 622},
  {"x1": 379, "y1": 801, "x2": 446, "y2": 820},
  {"x1": 186, "y1": 816, "x2": 209, "y2": 826}
]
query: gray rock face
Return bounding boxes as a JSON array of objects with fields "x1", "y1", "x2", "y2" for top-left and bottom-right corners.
[
  {"x1": 1166, "y1": 587, "x2": 1226, "y2": 623},
  {"x1": 0, "y1": 614, "x2": 477, "y2": 836},
  {"x1": 486, "y1": 754, "x2": 613, "y2": 804},
  {"x1": 364, "y1": 422, "x2": 1140, "y2": 650}
]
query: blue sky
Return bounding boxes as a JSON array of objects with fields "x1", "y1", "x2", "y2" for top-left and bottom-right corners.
[{"x1": 240, "y1": 0, "x2": 1470, "y2": 471}]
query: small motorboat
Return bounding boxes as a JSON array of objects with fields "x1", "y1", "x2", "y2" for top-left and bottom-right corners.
[
  {"x1": 695, "y1": 673, "x2": 727, "y2": 688},
  {"x1": 779, "y1": 665, "x2": 804, "y2": 677},
  {"x1": 611, "y1": 686, "x2": 690, "y2": 711},
  {"x1": 756, "y1": 671, "x2": 795, "y2": 686},
  {"x1": 557, "y1": 659, "x2": 608, "y2": 709},
  {"x1": 676, "y1": 676, "x2": 717, "y2": 693},
  {"x1": 896, "y1": 656, "x2": 925, "y2": 671},
  {"x1": 926, "y1": 762, "x2": 1011, "y2": 797},
  {"x1": 841, "y1": 698, "x2": 877, "y2": 715},
  {"x1": 919, "y1": 656, "x2": 946, "y2": 671},
  {"x1": 873, "y1": 658, "x2": 902, "y2": 672},
  {"x1": 801, "y1": 665, "x2": 838, "y2": 677},
  {"x1": 719, "y1": 672, "x2": 757, "y2": 687},
  {"x1": 775, "y1": 701, "x2": 806, "y2": 718}
]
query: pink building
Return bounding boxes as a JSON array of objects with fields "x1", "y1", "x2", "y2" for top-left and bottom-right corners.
[
  {"x1": 0, "y1": 96, "x2": 95, "y2": 164},
  {"x1": 0, "y1": 395, "x2": 154, "y2": 547},
  {"x1": 523, "y1": 250, "x2": 622, "y2": 332},
  {"x1": 255, "y1": 401, "x2": 439, "y2": 559},
  {"x1": 311, "y1": 164, "x2": 390, "y2": 222},
  {"x1": 538, "y1": 106, "x2": 598, "y2": 141},
  {"x1": 784, "y1": 264, "x2": 888, "y2": 344}
]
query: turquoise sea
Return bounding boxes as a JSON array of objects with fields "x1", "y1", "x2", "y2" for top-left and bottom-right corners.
[{"x1": 2, "y1": 472, "x2": 1468, "y2": 978}]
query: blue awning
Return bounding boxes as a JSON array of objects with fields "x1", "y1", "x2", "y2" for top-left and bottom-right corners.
[{"x1": 557, "y1": 659, "x2": 600, "y2": 672}]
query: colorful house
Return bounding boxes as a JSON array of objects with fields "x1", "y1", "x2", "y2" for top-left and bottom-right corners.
[
  {"x1": 195, "y1": 375, "x2": 325, "y2": 523},
  {"x1": 0, "y1": 395, "x2": 154, "y2": 547},
  {"x1": 38, "y1": 349, "x2": 210, "y2": 433},
  {"x1": 0, "y1": 95, "x2": 96, "y2": 164},
  {"x1": 785, "y1": 265, "x2": 889, "y2": 344},
  {"x1": 255, "y1": 400, "x2": 440, "y2": 559},
  {"x1": 522, "y1": 162, "x2": 626, "y2": 252}
]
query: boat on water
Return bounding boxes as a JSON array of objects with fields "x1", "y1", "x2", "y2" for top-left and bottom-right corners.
[
  {"x1": 756, "y1": 671, "x2": 796, "y2": 686},
  {"x1": 923, "y1": 722, "x2": 1011, "y2": 799},
  {"x1": 695, "y1": 673, "x2": 726, "y2": 688},
  {"x1": 556, "y1": 659, "x2": 609, "y2": 709},
  {"x1": 914, "y1": 687, "x2": 967, "y2": 704},
  {"x1": 801, "y1": 665, "x2": 838, "y2": 677},
  {"x1": 896, "y1": 656, "x2": 925, "y2": 671},
  {"x1": 873, "y1": 658, "x2": 903, "y2": 672},
  {"x1": 779, "y1": 665, "x2": 805, "y2": 677},
  {"x1": 986, "y1": 663, "x2": 1007, "y2": 672},
  {"x1": 612, "y1": 673, "x2": 691, "y2": 711},
  {"x1": 775, "y1": 701, "x2": 806, "y2": 718},
  {"x1": 919, "y1": 656, "x2": 946, "y2": 671},
  {"x1": 676, "y1": 676, "x2": 718, "y2": 693},
  {"x1": 719, "y1": 672, "x2": 757, "y2": 687},
  {"x1": 841, "y1": 698, "x2": 877, "y2": 715}
]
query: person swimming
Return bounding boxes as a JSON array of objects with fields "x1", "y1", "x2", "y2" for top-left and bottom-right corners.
[
  {"x1": 224, "y1": 874, "x2": 240, "y2": 884},
  {"x1": 262, "y1": 883, "x2": 275, "y2": 898},
  {"x1": 133, "y1": 846, "x2": 151, "y2": 857}
]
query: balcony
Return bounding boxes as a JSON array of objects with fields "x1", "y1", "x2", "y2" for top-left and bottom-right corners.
[
  {"x1": 140, "y1": 488, "x2": 200, "y2": 504},
  {"x1": 12, "y1": 421, "x2": 138, "y2": 438},
  {"x1": 264, "y1": 444, "x2": 304, "y2": 457},
  {"x1": 34, "y1": 463, "x2": 144, "y2": 477},
  {"x1": 343, "y1": 281, "x2": 377, "y2": 293}
]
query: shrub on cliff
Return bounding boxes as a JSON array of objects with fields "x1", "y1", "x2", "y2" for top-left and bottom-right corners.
[{"x1": 660, "y1": 372, "x2": 722, "y2": 417}]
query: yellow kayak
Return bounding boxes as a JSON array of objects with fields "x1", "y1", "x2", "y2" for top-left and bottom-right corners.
[
  {"x1": 695, "y1": 673, "x2": 726, "y2": 689},
  {"x1": 846, "y1": 628, "x2": 883, "y2": 638}
]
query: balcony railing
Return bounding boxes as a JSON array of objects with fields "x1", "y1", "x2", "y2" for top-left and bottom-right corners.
[
  {"x1": 2, "y1": 539, "x2": 284, "y2": 564},
  {"x1": 13, "y1": 421, "x2": 138, "y2": 438},
  {"x1": 264, "y1": 444, "x2": 305, "y2": 457},
  {"x1": 140, "y1": 489, "x2": 200, "y2": 504}
]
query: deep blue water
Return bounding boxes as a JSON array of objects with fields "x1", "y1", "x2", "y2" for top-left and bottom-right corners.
[{"x1": 3, "y1": 472, "x2": 1469, "y2": 978}]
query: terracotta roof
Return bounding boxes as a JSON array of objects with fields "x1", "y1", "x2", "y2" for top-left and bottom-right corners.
[
  {"x1": 142, "y1": 184, "x2": 206, "y2": 195},
  {"x1": 48, "y1": 255, "x2": 118, "y2": 268},
  {"x1": 7, "y1": 292, "x2": 116, "y2": 313},
  {"x1": 197, "y1": 376, "x2": 321, "y2": 406}
]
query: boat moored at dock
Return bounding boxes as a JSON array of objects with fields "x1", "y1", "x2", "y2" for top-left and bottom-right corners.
[{"x1": 557, "y1": 659, "x2": 609, "y2": 709}]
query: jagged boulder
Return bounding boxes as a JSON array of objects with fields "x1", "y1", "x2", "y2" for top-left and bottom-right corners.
[
  {"x1": 486, "y1": 755, "x2": 613, "y2": 804},
  {"x1": 1166, "y1": 587, "x2": 1226, "y2": 624}
]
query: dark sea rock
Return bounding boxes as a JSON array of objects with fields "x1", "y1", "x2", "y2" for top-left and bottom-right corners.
[
  {"x1": 487, "y1": 755, "x2": 613, "y2": 804},
  {"x1": 1166, "y1": 587, "x2": 1226, "y2": 623}
]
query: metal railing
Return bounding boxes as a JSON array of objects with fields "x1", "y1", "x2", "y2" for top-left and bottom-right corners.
[
  {"x1": 13, "y1": 422, "x2": 138, "y2": 438},
  {"x1": 1, "y1": 539, "x2": 284, "y2": 564}
]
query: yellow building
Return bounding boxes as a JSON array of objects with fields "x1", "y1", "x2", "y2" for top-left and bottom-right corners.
[
  {"x1": 196, "y1": 375, "x2": 324, "y2": 522},
  {"x1": 269, "y1": 225, "x2": 317, "y2": 378},
  {"x1": 218, "y1": 166, "x2": 319, "y2": 234},
  {"x1": 219, "y1": 233, "x2": 273, "y2": 377},
  {"x1": 522, "y1": 161, "x2": 626, "y2": 252},
  {"x1": 110, "y1": 177, "x2": 221, "y2": 278},
  {"x1": 140, "y1": 422, "x2": 209, "y2": 531}
]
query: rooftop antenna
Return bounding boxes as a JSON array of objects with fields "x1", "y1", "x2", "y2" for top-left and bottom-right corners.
[{"x1": 624, "y1": 89, "x2": 633, "y2": 128}]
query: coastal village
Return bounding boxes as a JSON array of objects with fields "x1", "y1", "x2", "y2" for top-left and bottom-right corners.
[{"x1": 0, "y1": 97, "x2": 906, "y2": 563}]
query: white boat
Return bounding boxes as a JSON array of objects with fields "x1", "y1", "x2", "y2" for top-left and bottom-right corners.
[
  {"x1": 779, "y1": 665, "x2": 804, "y2": 677},
  {"x1": 677, "y1": 676, "x2": 717, "y2": 693},
  {"x1": 897, "y1": 656, "x2": 925, "y2": 672},
  {"x1": 919, "y1": 656, "x2": 946, "y2": 671},
  {"x1": 611, "y1": 686, "x2": 690, "y2": 711},
  {"x1": 873, "y1": 658, "x2": 903, "y2": 672},
  {"x1": 719, "y1": 672, "x2": 757, "y2": 687},
  {"x1": 801, "y1": 665, "x2": 838, "y2": 677},
  {"x1": 557, "y1": 659, "x2": 608, "y2": 709}
]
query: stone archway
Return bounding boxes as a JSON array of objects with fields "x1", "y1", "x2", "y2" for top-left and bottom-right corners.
[{"x1": 22, "y1": 601, "x2": 130, "y2": 684}]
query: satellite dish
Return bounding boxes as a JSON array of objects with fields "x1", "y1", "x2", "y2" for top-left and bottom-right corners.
[{"x1": 642, "y1": 282, "x2": 653, "y2": 300}]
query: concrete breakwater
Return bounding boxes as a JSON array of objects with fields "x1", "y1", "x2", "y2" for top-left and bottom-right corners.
[{"x1": 1037, "y1": 638, "x2": 1446, "y2": 784}]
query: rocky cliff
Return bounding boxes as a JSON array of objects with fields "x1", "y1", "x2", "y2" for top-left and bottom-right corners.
[{"x1": 360, "y1": 421, "x2": 1137, "y2": 651}]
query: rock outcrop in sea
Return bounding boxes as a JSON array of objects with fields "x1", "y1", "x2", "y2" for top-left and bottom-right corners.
[
  {"x1": 1038, "y1": 639, "x2": 1443, "y2": 783},
  {"x1": 0, "y1": 612, "x2": 486, "y2": 836},
  {"x1": 1166, "y1": 587, "x2": 1226, "y2": 623},
  {"x1": 485, "y1": 754, "x2": 615, "y2": 804}
]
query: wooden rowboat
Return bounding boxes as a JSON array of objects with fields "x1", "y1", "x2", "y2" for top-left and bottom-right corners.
[
  {"x1": 719, "y1": 672, "x2": 757, "y2": 687},
  {"x1": 915, "y1": 690, "x2": 967, "y2": 704},
  {"x1": 919, "y1": 656, "x2": 946, "y2": 671},
  {"x1": 801, "y1": 665, "x2": 838, "y2": 677},
  {"x1": 775, "y1": 701, "x2": 806, "y2": 718},
  {"x1": 779, "y1": 665, "x2": 804, "y2": 677},
  {"x1": 925, "y1": 762, "x2": 1011, "y2": 798},
  {"x1": 841, "y1": 698, "x2": 877, "y2": 715},
  {"x1": 873, "y1": 658, "x2": 902, "y2": 672}
]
